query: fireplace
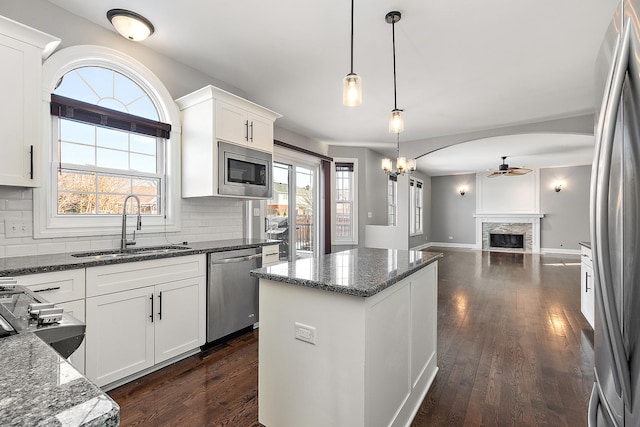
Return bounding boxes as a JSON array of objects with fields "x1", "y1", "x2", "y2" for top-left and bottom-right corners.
[
  {"x1": 473, "y1": 213, "x2": 544, "y2": 253},
  {"x1": 490, "y1": 233, "x2": 524, "y2": 249}
]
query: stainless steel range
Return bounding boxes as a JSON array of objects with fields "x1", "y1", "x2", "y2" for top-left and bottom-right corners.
[{"x1": 0, "y1": 283, "x2": 85, "y2": 358}]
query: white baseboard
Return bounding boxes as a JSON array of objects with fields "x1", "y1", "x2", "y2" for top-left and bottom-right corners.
[
  {"x1": 422, "y1": 242, "x2": 477, "y2": 249},
  {"x1": 540, "y1": 247, "x2": 581, "y2": 255},
  {"x1": 410, "y1": 243, "x2": 431, "y2": 251}
]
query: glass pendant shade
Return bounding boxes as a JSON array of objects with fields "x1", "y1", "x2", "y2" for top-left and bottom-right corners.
[
  {"x1": 343, "y1": 73, "x2": 362, "y2": 106},
  {"x1": 396, "y1": 157, "x2": 407, "y2": 172},
  {"x1": 381, "y1": 158, "x2": 393, "y2": 172},
  {"x1": 389, "y1": 109, "x2": 404, "y2": 133},
  {"x1": 407, "y1": 158, "x2": 416, "y2": 172},
  {"x1": 107, "y1": 9, "x2": 155, "y2": 41}
]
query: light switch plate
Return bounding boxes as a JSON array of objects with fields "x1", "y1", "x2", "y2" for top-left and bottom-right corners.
[
  {"x1": 253, "y1": 208, "x2": 260, "y2": 217},
  {"x1": 5, "y1": 220, "x2": 31, "y2": 238}
]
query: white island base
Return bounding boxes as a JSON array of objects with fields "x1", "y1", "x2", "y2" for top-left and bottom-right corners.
[{"x1": 258, "y1": 261, "x2": 438, "y2": 427}]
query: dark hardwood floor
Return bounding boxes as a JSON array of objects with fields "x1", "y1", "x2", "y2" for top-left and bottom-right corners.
[{"x1": 108, "y1": 248, "x2": 594, "y2": 427}]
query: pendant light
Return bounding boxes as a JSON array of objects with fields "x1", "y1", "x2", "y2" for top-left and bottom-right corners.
[
  {"x1": 343, "y1": 0, "x2": 362, "y2": 106},
  {"x1": 381, "y1": 11, "x2": 415, "y2": 177},
  {"x1": 386, "y1": 11, "x2": 404, "y2": 133},
  {"x1": 107, "y1": 9, "x2": 155, "y2": 41}
]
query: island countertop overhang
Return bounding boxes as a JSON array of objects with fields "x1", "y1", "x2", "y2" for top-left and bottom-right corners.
[{"x1": 250, "y1": 247, "x2": 443, "y2": 297}]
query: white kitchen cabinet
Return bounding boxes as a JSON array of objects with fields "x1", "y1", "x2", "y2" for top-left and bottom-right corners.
[
  {"x1": 154, "y1": 277, "x2": 204, "y2": 363},
  {"x1": 176, "y1": 85, "x2": 281, "y2": 198},
  {"x1": 18, "y1": 269, "x2": 86, "y2": 373},
  {"x1": 86, "y1": 286, "x2": 155, "y2": 386},
  {"x1": 581, "y1": 245, "x2": 594, "y2": 328},
  {"x1": 85, "y1": 255, "x2": 206, "y2": 387},
  {"x1": 215, "y1": 101, "x2": 274, "y2": 152},
  {"x1": 262, "y1": 244, "x2": 280, "y2": 267},
  {"x1": 0, "y1": 16, "x2": 59, "y2": 187}
]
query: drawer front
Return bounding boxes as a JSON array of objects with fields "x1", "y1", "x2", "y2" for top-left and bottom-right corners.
[
  {"x1": 18, "y1": 269, "x2": 85, "y2": 303},
  {"x1": 262, "y1": 245, "x2": 280, "y2": 267},
  {"x1": 86, "y1": 254, "x2": 206, "y2": 297},
  {"x1": 581, "y1": 246, "x2": 593, "y2": 268}
]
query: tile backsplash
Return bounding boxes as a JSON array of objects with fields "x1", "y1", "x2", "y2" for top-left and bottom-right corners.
[{"x1": 0, "y1": 186, "x2": 244, "y2": 259}]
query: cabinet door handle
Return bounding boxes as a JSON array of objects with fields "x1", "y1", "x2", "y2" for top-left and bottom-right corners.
[
  {"x1": 585, "y1": 272, "x2": 591, "y2": 292},
  {"x1": 29, "y1": 145, "x2": 34, "y2": 180},
  {"x1": 158, "y1": 291, "x2": 163, "y2": 320},
  {"x1": 245, "y1": 120, "x2": 249, "y2": 141},
  {"x1": 149, "y1": 293, "x2": 154, "y2": 323},
  {"x1": 250, "y1": 121, "x2": 254, "y2": 142}
]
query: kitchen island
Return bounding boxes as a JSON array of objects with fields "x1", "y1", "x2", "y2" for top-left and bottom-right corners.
[{"x1": 250, "y1": 247, "x2": 442, "y2": 427}]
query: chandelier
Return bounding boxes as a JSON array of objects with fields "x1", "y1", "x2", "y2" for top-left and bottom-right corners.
[
  {"x1": 382, "y1": 133, "x2": 416, "y2": 176},
  {"x1": 381, "y1": 11, "x2": 415, "y2": 176}
]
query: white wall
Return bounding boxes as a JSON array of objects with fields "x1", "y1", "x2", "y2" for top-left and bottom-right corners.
[{"x1": 476, "y1": 171, "x2": 539, "y2": 213}]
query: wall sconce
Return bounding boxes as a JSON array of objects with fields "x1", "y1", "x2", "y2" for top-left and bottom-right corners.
[
  {"x1": 553, "y1": 181, "x2": 563, "y2": 192},
  {"x1": 107, "y1": 9, "x2": 155, "y2": 41},
  {"x1": 458, "y1": 185, "x2": 467, "y2": 196}
]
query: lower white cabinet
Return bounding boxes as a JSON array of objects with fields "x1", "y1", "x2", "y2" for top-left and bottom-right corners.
[
  {"x1": 17, "y1": 269, "x2": 86, "y2": 373},
  {"x1": 262, "y1": 244, "x2": 280, "y2": 267},
  {"x1": 581, "y1": 245, "x2": 594, "y2": 328},
  {"x1": 85, "y1": 255, "x2": 206, "y2": 387}
]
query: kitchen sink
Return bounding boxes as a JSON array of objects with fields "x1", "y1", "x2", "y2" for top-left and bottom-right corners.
[{"x1": 71, "y1": 245, "x2": 192, "y2": 259}]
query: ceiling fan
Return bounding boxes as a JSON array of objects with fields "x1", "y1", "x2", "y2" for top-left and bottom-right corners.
[{"x1": 487, "y1": 156, "x2": 532, "y2": 178}]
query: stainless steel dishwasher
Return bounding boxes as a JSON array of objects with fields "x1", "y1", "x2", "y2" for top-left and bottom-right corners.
[{"x1": 207, "y1": 246, "x2": 262, "y2": 343}]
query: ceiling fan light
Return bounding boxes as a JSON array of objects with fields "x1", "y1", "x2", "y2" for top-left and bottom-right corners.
[
  {"x1": 343, "y1": 73, "x2": 362, "y2": 106},
  {"x1": 107, "y1": 9, "x2": 155, "y2": 41},
  {"x1": 389, "y1": 109, "x2": 404, "y2": 133}
]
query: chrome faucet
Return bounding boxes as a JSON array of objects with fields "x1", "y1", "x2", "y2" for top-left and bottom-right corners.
[{"x1": 121, "y1": 195, "x2": 142, "y2": 250}]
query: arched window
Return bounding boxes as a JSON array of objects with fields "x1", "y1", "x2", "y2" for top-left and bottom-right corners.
[{"x1": 35, "y1": 46, "x2": 181, "y2": 238}]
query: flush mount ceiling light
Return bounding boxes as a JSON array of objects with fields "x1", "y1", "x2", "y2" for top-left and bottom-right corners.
[
  {"x1": 387, "y1": 11, "x2": 404, "y2": 133},
  {"x1": 107, "y1": 9, "x2": 155, "y2": 41},
  {"x1": 343, "y1": 0, "x2": 362, "y2": 106}
]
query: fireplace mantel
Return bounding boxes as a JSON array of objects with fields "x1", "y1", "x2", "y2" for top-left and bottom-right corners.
[{"x1": 473, "y1": 213, "x2": 544, "y2": 253}]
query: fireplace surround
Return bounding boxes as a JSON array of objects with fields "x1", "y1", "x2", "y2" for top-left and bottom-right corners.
[{"x1": 473, "y1": 213, "x2": 543, "y2": 253}]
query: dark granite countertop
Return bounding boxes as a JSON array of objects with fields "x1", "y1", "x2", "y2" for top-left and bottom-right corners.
[
  {"x1": 579, "y1": 241, "x2": 591, "y2": 249},
  {"x1": 0, "y1": 238, "x2": 280, "y2": 277},
  {"x1": 250, "y1": 248, "x2": 442, "y2": 297},
  {"x1": 0, "y1": 333, "x2": 119, "y2": 426}
]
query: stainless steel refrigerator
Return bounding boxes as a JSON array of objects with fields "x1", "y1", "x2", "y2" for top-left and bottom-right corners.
[{"x1": 589, "y1": 2, "x2": 640, "y2": 425}]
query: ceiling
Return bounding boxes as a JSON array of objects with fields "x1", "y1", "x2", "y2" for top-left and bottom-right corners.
[
  {"x1": 419, "y1": 133, "x2": 595, "y2": 176},
  {"x1": 47, "y1": 0, "x2": 618, "y2": 174}
]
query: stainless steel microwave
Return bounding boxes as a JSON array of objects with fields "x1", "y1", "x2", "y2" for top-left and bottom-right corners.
[{"x1": 218, "y1": 141, "x2": 272, "y2": 199}]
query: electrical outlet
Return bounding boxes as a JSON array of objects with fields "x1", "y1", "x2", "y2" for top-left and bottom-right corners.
[
  {"x1": 5, "y1": 220, "x2": 31, "y2": 238},
  {"x1": 448, "y1": 236, "x2": 453, "y2": 240},
  {"x1": 367, "y1": 212, "x2": 373, "y2": 218},
  {"x1": 294, "y1": 322, "x2": 316, "y2": 345}
]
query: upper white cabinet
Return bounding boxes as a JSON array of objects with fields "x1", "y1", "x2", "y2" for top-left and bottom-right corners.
[
  {"x1": 176, "y1": 85, "x2": 281, "y2": 198},
  {"x1": 215, "y1": 100, "x2": 275, "y2": 152},
  {"x1": 0, "y1": 15, "x2": 59, "y2": 187}
]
